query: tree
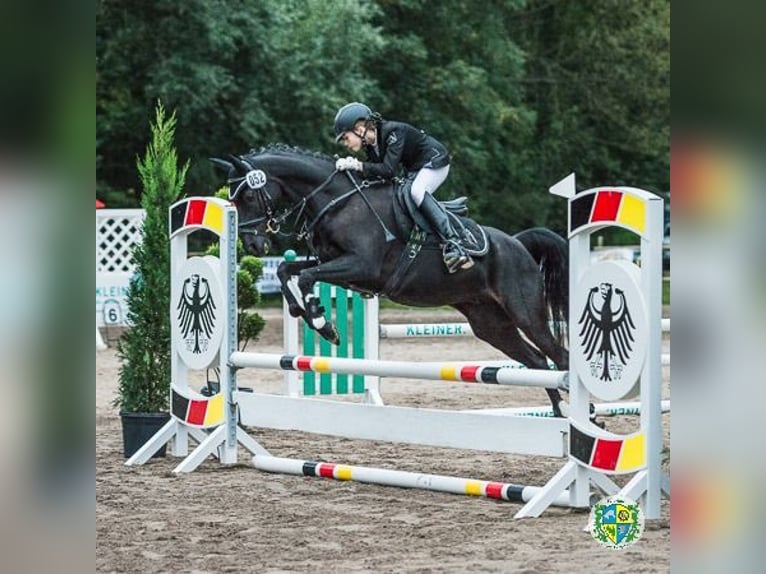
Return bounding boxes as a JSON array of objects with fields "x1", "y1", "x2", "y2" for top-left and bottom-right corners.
[
  {"x1": 513, "y1": 0, "x2": 670, "y2": 195},
  {"x1": 97, "y1": 0, "x2": 669, "y2": 236},
  {"x1": 115, "y1": 102, "x2": 188, "y2": 413}
]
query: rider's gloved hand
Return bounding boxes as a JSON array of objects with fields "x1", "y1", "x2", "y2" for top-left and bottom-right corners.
[{"x1": 335, "y1": 156, "x2": 362, "y2": 172}]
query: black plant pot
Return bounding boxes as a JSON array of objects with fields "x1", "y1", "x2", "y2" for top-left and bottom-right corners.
[{"x1": 120, "y1": 411, "x2": 171, "y2": 459}]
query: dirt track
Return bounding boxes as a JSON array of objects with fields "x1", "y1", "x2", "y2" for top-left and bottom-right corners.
[{"x1": 97, "y1": 308, "x2": 670, "y2": 573}]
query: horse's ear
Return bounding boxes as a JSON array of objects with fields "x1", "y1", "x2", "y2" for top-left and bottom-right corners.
[
  {"x1": 209, "y1": 157, "x2": 234, "y2": 173},
  {"x1": 228, "y1": 154, "x2": 255, "y2": 173}
]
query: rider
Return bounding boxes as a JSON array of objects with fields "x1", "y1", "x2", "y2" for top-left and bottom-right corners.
[{"x1": 333, "y1": 102, "x2": 473, "y2": 273}]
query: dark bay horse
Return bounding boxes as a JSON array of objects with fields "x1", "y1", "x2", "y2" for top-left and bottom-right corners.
[{"x1": 212, "y1": 145, "x2": 570, "y2": 416}]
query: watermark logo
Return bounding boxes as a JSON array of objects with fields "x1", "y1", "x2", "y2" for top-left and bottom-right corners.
[{"x1": 588, "y1": 495, "x2": 644, "y2": 549}]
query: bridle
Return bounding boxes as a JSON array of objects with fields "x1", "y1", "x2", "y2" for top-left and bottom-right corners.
[
  {"x1": 227, "y1": 159, "x2": 344, "y2": 241},
  {"x1": 226, "y1": 169, "x2": 281, "y2": 239}
]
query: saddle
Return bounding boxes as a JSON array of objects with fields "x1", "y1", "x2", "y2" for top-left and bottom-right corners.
[{"x1": 392, "y1": 181, "x2": 488, "y2": 257}]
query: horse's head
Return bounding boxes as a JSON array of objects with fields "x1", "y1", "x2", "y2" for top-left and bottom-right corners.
[
  {"x1": 210, "y1": 146, "x2": 336, "y2": 256},
  {"x1": 209, "y1": 153, "x2": 285, "y2": 256}
]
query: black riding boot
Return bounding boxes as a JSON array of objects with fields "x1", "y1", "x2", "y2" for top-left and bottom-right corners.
[{"x1": 419, "y1": 193, "x2": 473, "y2": 273}]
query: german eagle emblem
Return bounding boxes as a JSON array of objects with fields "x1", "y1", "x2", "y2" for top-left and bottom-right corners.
[
  {"x1": 577, "y1": 282, "x2": 636, "y2": 381},
  {"x1": 177, "y1": 274, "x2": 217, "y2": 354}
]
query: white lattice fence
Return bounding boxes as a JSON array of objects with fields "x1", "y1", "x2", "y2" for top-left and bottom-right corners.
[{"x1": 96, "y1": 209, "x2": 145, "y2": 327}]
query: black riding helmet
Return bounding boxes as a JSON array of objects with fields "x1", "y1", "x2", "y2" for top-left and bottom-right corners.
[{"x1": 334, "y1": 102, "x2": 375, "y2": 142}]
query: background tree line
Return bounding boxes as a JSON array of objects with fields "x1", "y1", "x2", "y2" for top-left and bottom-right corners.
[{"x1": 97, "y1": 0, "x2": 669, "y2": 235}]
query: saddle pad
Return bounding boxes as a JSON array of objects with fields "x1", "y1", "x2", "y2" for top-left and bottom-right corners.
[{"x1": 392, "y1": 183, "x2": 488, "y2": 255}]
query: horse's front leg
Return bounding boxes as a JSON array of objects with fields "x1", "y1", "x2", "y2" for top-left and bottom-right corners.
[
  {"x1": 296, "y1": 254, "x2": 379, "y2": 345},
  {"x1": 276, "y1": 259, "x2": 319, "y2": 319}
]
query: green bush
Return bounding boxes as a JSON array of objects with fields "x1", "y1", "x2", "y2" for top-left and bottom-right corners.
[{"x1": 206, "y1": 187, "x2": 266, "y2": 350}]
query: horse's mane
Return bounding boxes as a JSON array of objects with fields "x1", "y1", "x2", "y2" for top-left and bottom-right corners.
[{"x1": 245, "y1": 143, "x2": 334, "y2": 164}]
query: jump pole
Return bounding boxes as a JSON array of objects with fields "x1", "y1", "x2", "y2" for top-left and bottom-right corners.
[
  {"x1": 229, "y1": 352, "x2": 569, "y2": 389},
  {"x1": 465, "y1": 400, "x2": 671, "y2": 418},
  {"x1": 378, "y1": 324, "x2": 668, "y2": 365},
  {"x1": 379, "y1": 320, "x2": 669, "y2": 338},
  {"x1": 253, "y1": 456, "x2": 595, "y2": 507}
]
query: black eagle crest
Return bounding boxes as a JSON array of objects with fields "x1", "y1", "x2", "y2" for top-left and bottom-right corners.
[
  {"x1": 177, "y1": 274, "x2": 217, "y2": 354},
  {"x1": 577, "y1": 282, "x2": 636, "y2": 381}
]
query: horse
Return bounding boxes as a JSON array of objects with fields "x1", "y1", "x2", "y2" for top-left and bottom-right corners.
[{"x1": 212, "y1": 144, "x2": 571, "y2": 417}]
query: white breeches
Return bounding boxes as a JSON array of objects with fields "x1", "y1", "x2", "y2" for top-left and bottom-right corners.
[{"x1": 411, "y1": 165, "x2": 450, "y2": 206}]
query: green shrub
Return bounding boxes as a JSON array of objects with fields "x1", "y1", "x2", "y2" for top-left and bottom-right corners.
[{"x1": 206, "y1": 187, "x2": 266, "y2": 350}]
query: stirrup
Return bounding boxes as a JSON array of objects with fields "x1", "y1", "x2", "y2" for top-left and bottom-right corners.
[
  {"x1": 459, "y1": 256, "x2": 474, "y2": 270},
  {"x1": 443, "y1": 242, "x2": 472, "y2": 273}
]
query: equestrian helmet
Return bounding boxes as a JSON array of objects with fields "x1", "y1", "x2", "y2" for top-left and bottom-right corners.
[{"x1": 334, "y1": 102, "x2": 373, "y2": 141}]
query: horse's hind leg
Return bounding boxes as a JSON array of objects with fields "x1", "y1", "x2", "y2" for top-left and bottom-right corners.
[{"x1": 455, "y1": 302, "x2": 568, "y2": 417}]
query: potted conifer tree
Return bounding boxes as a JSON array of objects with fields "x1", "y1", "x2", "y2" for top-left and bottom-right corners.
[{"x1": 114, "y1": 102, "x2": 188, "y2": 458}]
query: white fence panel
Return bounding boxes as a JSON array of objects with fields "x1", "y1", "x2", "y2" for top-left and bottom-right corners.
[{"x1": 96, "y1": 209, "x2": 145, "y2": 327}]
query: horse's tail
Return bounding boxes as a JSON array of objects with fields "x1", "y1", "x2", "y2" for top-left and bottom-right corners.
[{"x1": 515, "y1": 227, "x2": 569, "y2": 343}]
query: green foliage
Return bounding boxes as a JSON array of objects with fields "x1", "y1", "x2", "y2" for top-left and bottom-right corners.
[
  {"x1": 234, "y1": 255, "x2": 267, "y2": 349},
  {"x1": 97, "y1": 0, "x2": 384, "y2": 199},
  {"x1": 204, "y1": 219, "x2": 266, "y2": 350},
  {"x1": 97, "y1": 0, "x2": 669, "y2": 236},
  {"x1": 512, "y1": 0, "x2": 670, "y2": 195},
  {"x1": 115, "y1": 102, "x2": 188, "y2": 413}
]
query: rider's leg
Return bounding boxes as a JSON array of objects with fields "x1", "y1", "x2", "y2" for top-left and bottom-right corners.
[{"x1": 412, "y1": 167, "x2": 473, "y2": 273}]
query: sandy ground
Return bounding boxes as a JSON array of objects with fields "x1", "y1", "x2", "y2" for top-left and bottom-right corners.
[{"x1": 97, "y1": 308, "x2": 670, "y2": 573}]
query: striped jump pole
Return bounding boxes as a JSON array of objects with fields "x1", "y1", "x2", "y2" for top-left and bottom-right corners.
[
  {"x1": 464, "y1": 400, "x2": 671, "y2": 418},
  {"x1": 253, "y1": 456, "x2": 592, "y2": 508},
  {"x1": 229, "y1": 352, "x2": 569, "y2": 389}
]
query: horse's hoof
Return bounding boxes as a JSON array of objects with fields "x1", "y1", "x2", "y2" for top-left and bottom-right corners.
[
  {"x1": 591, "y1": 418, "x2": 607, "y2": 430},
  {"x1": 318, "y1": 323, "x2": 340, "y2": 346},
  {"x1": 289, "y1": 305, "x2": 303, "y2": 318}
]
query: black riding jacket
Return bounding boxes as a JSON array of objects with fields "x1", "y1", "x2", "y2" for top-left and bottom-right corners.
[{"x1": 360, "y1": 120, "x2": 450, "y2": 180}]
